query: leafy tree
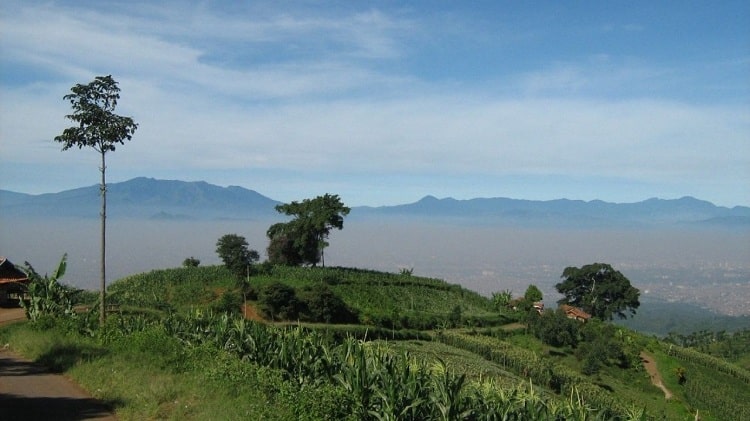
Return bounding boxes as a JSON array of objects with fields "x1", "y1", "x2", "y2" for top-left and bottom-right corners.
[
  {"x1": 182, "y1": 256, "x2": 200, "y2": 267},
  {"x1": 259, "y1": 282, "x2": 302, "y2": 320},
  {"x1": 267, "y1": 194, "x2": 350, "y2": 266},
  {"x1": 20, "y1": 254, "x2": 76, "y2": 322},
  {"x1": 555, "y1": 263, "x2": 640, "y2": 321},
  {"x1": 266, "y1": 233, "x2": 305, "y2": 266},
  {"x1": 54, "y1": 75, "x2": 138, "y2": 326},
  {"x1": 529, "y1": 308, "x2": 580, "y2": 348},
  {"x1": 216, "y1": 234, "x2": 260, "y2": 280},
  {"x1": 524, "y1": 284, "x2": 543, "y2": 302}
]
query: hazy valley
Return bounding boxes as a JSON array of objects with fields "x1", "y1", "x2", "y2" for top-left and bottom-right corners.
[{"x1": 2, "y1": 178, "x2": 749, "y2": 333}]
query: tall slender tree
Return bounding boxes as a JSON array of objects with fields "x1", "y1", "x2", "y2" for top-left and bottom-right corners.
[{"x1": 54, "y1": 75, "x2": 138, "y2": 326}]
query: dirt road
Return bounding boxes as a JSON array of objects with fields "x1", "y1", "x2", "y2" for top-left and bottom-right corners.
[
  {"x1": 0, "y1": 308, "x2": 118, "y2": 420},
  {"x1": 641, "y1": 351, "x2": 673, "y2": 400}
]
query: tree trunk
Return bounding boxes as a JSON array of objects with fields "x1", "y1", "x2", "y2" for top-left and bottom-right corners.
[{"x1": 99, "y1": 151, "x2": 107, "y2": 327}]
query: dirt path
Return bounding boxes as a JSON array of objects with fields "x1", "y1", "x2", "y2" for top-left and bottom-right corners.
[
  {"x1": 0, "y1": 308, "x2": 118, "y2": 420},
  {"x1": 641, "y1": 351, "x2": 673, "y2": 400},
  {"x1": 0, "y1": 307, "x2": 25, "y2": 324}
]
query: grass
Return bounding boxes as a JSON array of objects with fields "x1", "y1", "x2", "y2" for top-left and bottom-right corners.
[
  {"x1": 5, "y1": 263, "x2": 750, "y2": 420},
  {"x1": 0, "y1": 319, "x2": 341, "y2": 420}
]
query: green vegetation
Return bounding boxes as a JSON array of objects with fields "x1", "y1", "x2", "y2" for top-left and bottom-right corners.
[
  {"x1": 19, "y1": 254, "x2": 76, "y2": 321},
  {"x1": 215, "y1": 233, "x2": 260, "y2": 280},
  {"x1": 267, "y1": 194, "x2": 350, "y2": 267},
  {"x1": 3, "y1": 262, "x2": 749, "y2": 420},
  {"x1": 556, "y1": 263, "x2": 640, "y2": 321}
]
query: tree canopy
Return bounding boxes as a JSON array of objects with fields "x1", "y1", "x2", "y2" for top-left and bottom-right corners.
[
  {"x1": 555, "y1": 263, "x2": 640, "y2": 321},
  {"x1": 267, "y1": 194, "x2": 350, "y2": 266},
  {"x1": 524, "y1": 284, "x2": 543, "y2": 302},
  {"x1": 216, "y1": 234, "x2": 259, "y2": 280},
  {"x1": 54, "y1": 75, "x2": 138, "y2": 154}
]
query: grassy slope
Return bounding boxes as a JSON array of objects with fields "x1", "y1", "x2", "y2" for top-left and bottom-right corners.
[{"x1": 5, "y1": 264, "x2": 750, "y2": 420}]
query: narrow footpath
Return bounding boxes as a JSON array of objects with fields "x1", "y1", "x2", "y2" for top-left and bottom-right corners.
[
  {"x1": 640, "y1": 351, "x2": 674, "y2": 400},
  {"x1": 0, "y1": 308, "x2": 117, "y2": 420}
]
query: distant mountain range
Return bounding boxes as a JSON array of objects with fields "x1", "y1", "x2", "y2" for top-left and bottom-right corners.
[{"x1": 2, "y1": 177, "x2": 749, "y2": 228}]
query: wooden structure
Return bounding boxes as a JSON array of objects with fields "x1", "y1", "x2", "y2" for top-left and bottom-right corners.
[
  {"x1": 560, "y1": 304, "x2": 592, "y2": 322},
  {"x1": 0, "y1": 257, "x2": 30, "y2": 306}
]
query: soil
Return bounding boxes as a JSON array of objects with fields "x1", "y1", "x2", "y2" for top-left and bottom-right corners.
[
  {"x1": 0, "y1": 308, "x2": 118, "y2": 420},
  {"x1": 641, "y1": 351, "x2": 674, "y2": 400}
]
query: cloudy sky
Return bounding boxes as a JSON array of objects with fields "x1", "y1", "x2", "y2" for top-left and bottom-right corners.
[{"x1": 1, "y1": 1, "x2": 748, "y2": 207}]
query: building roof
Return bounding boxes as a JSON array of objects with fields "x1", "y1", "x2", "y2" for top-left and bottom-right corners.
[
  {"x1": 560, "y1": 304, "x2": 592, "y2": 320},
  {"x1": 0, "y1": 257, "x2": 30, "y2": 285}
]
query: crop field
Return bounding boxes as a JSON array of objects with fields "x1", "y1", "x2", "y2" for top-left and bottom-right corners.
[{"x1": 3, "y1": 263, "x2": 749, "y2": 420}]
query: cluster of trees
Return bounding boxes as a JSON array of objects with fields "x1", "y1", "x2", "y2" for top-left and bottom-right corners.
[
  {"x1": 257, "y1": 282, "x2": 358, "y2": 323},
  {"x1": 215, "y1": 194, "x2": 351, "y2": 279}
]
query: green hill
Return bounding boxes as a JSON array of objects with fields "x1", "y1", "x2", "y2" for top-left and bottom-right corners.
[
  {"x1": 3, "y1": 263, "x2": 749, "y2": 420},
  {"x1": 108, "y1": 265, "x2": 507, "y2": 329}
]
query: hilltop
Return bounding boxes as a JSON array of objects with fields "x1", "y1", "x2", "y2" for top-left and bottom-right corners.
[{"x1": 95, "y1": 266, "x2": 750, "y2": 420}]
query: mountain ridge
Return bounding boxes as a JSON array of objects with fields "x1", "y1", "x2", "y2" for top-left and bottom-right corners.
[{"x1": 1, "y1": 177, "x2": 749, "y2": 227}]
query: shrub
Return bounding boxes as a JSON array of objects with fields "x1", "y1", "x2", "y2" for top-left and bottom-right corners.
[
  {"x1": 259, "y1": 283, "x2": 303, "y2": 321},
  {"x1": 211, "y1": 290, "x2": 243, "y2": 316},
  {"x1": 182, "y1": 256, "x2": 200, "y2": 267},
  {"x1": 299, "y1": 284, "x2": 357, "y2": 324}
]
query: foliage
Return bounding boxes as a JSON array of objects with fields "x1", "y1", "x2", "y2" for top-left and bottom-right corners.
[
  {"x1": 664, "y1": 342, "x2": 750, "y2": 385},
  {"x1": 299, "y1": 284, "x2": 358, "y2": 324},
  {"x1": 54, "y1": 75, "x2": 139, "y2": 154},
  {"x1": 556, "y1": 263, "x2": 640, "y2": 321},
  {"x1": 665, "y1": 328, "x2": 750, "y2": 364},
  {"x1": 182, "y1": 256, "x2": 200, "y2": 267},
  {"x1": 259, "y1": 282, "x2": 303, "y2": 321},
  {"x1": 576, "y1": 321, "x2": 641, "y2": 374},
  {"x1": 215, "y1": 234, "x2": 260, "y2": 280},
  {"x1": 491, "y1": 290, "x2": 513, "y2": 310},
  {"x1": 210, "y1": 290, "x2": 243, "y2": 316},
  {"x1": 523, "y1": 284, "x2": 543, "y2": 302},
  {"x1": 20, "y1": 254, "x2": 76, "y2": 322},
  {"x1": 433, "y1": 330, "x2": 636, "y2": 419},
  {"x1": 529, "y1": 308, "x2": 580, "y2": 348},
  {"x1": 107, "y1": 265, "x2": 236, "y2": 311},
  {"x1": 267, "y1": 194, "x2": 350, "y2": 266},
  {"x1": 266, "y1": 233, "x2": 305, "y2": 266}
]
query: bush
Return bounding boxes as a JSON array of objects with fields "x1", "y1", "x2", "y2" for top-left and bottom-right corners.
[
  {"x1": 182, "y1": 256, "x2": 200, "y2": 267},
  {"x1": 211, "y1": 290, "x2": 243, "y2": 316},
  {"x1": 299, "y1": 284, "x2": 357, "y2": 324},
  {"x1": 259, "y1": 283, "x2": 303, "y2": 321}
]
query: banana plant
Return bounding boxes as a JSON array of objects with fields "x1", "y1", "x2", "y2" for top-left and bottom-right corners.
[{"x1": 20, "y1": 253, "x2": 75, "y2": 321}]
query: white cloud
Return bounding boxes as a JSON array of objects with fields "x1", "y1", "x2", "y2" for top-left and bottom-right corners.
[{"x1": 1, "y1": 1, "x2": 748, "y2": 206}]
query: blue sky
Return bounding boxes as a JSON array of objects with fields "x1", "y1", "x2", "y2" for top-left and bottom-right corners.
[{"x1": 1, "y1": 1, "x2": 748, "y2": 207}]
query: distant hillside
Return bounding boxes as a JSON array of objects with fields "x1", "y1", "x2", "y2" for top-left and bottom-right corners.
[
  {"x1": 2, "y1": 177, "x2": 749, "y2": 227},
  {"x1": 0, "y1": 177, "x2": 280, "y2": 220},
  {"x1": 357, "y1": 195, "x2": 750, "y2": 228}
]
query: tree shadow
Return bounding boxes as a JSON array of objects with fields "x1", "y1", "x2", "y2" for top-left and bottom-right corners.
[
  {"x1": 35, "y1": 343, "x2": 108, "y2": 373},
  {"x1": 0, "y1": 393, "x2": 123, "y2": 420}
]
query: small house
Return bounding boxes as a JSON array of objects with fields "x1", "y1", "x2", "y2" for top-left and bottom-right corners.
[
  {"x1": 0, "y1": 257, "x2": 30, "y2": 306},
  {"x1": 560, "y1": 304, "x2": 591, "y2": 322}
]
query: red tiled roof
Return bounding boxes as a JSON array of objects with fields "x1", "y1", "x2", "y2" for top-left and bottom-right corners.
[{"x1": 560, "y1": 304, "x2": 591, "y2": 320}]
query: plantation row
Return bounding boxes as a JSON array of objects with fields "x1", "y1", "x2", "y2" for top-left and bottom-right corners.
[
  {"x1": 683, "y1": 369, "x2": 750, "y2": 421},
  {"x1": 434, "y1": 331, "x2": 639, "y2": 420},
  {"x1": 100, "y1": 310, "x2": 644, "y2": 420},
  {"x1": 664, "y1": 343, "x2": 750, "y2": 385}
]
